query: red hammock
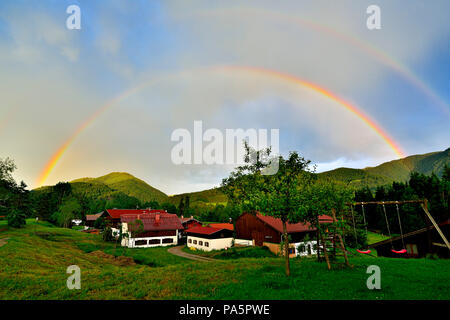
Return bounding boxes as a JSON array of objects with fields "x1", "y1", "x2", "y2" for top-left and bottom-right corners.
[
  {"x1": 391, "y1": 249, "x2": 407, "y2": 254},
  {"x1": 357, "y1": 249, "x2": 372, "y2": 254}
]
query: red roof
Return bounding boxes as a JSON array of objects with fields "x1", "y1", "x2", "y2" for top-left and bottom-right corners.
[
  {"x1": 105, "y1": 209, "x2": 171, "y2": 219},
  {"x1": 209, "y1": 223, "x2": 234, "y2": 231},
  {"x1": 256, "y1": 213, "x2": 333, "y2": 234},
  {"x1": 186, "y1": 225, "x2": 227, "y2": 235},
  {"x1": 86, "y1": 212, "x2": 102, "y2": 221},
  {"x1": 121, "y1": 212, "x2": 183, "y2": 231}
]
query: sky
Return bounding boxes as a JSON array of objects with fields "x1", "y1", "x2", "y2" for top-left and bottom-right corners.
[{"x1": 0, "y1": 0, "x2": 449, "y2": 195}]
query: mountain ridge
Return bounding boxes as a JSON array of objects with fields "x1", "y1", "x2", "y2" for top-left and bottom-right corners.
[{"x1": 33, "y1": 148, "x2": 449, "y2": 207}]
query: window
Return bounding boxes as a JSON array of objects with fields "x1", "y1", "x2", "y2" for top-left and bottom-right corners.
[
  {"x1": 199, "y1": 241, "x2": 203, "y2": 246},
  {"x1": 193, "y1": 240, "x2": 197, "y2": 244},
  {"x1": 162, "y1": 238, "x2": 173, "y2": 244},
  {"x1": 188, "y1": 239, "x2": 192, "y2": 243},
  {"x1": 135, "y1": 240, "x2": 147, "y2": 246},
  {"x1": 148, "y1": 239, "x2": 161, "y2": 245},
  {"x1": 288, "y1": 248, "x2": 295, "y2": 254},
  {"x1": 205, "y1": 242, "x2": 209, "y2": 247}
]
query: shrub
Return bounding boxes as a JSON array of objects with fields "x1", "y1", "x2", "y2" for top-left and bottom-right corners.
[
  {"x1": 94, "y1": 217, "x2": 106, "y2": 229},
  {"x1": 102, "y1": 226, "x2": 115, "y2": 242},
  {"x1": 7, "y1": 209, "x2": 26, "y2": 228}
]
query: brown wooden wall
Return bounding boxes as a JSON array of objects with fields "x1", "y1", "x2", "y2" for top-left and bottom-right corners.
[{"x1": 235, "y1": 213, "x2": 281, "y2": 246}]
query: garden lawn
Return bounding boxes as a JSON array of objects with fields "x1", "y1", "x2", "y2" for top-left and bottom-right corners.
[{"x1": 0, "y1": 220, "x2": 449, "y2": 300}]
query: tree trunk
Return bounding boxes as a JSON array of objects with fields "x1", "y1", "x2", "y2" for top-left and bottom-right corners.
[{"x1": 282, "y1": 220, "x2": 291, "y2": 276}]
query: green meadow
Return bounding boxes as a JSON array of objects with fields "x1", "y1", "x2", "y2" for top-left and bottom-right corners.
[{"x1": 0, "y1": 219, "x2": 449, "y2": 300}]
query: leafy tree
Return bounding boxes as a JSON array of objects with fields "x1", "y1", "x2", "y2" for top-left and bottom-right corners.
[
  {"x1": 102, "y1": 226, "x2": 115, "y2": 242},
  {"x1": 7, "y1": 208, "x2": 26, "y2": 228},
  {"x1": 178, "y1": 197, "x2": 185, "y2": 216},
  {"x1": 161, "y1": 202, "x2": 177, "y2": 214},
  {"x1": 222, "y1": 142, "x2": 316, "y2": 276},
  {"x1": 52, "y1": 197, "x2": 82, "y2": 228},
  {"x1": 301, "y1": 180, "x2": 354, "y2": 265},
  {"x1": 93, "y1": 217, "x2": 106, "y2": 229},
  {"x1": 128, "y1": 219, "x2": 145, "y2": 238}
]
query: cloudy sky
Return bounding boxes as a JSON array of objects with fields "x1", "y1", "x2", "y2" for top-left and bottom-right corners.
[{"x1": 0, "y1": 0, "x2": 449, "y2": 194}]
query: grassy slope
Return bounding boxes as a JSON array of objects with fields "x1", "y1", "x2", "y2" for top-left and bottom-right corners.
[
  {"x1": 35, "y1": 172, "x2": 169, "y2": 205},
  {"x1": 168, "y1": 187, "x2": 227, "y2": 206},
  {"x1": 1, "y1": 220, "x2": 449, "y2": 300},
  {"x1": 320, "y1": 148, "x2": 449, "y2": 189}
]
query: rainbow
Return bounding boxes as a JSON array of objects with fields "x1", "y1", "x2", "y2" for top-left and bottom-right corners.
[
  {"x1": 190, "y1": 8, "x2": 449, "y2": 117},
  {"x1": 36, "y1": 65, "x2": 405, "y2": 187}
]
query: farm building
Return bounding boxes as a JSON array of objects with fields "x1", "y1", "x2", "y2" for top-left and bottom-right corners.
[
  {"x1": 99, "y1": 208, "x2": 171, "y2": 227},
  {"x1": 235, "y1": 212, "x2": 334, "y2": 257},
  {"x1": 208, "y1": 223, "x2": 234, "y2": 231},
  {"x1": 180, "y1": 215, "x2": 202, "y2": 230},
  {"x1": 120, "y1": 212, "x2": 184, "y2": 248},
  {"x1": 370, "y1": 219, "x2": 450, "y2": 258},
  {"x1": 178, "y1": 216, "x2": 202, "y2": 244},
  {"x1": 85, "y1": 212, "x2": 102, "y2": 227},
  {"x1": 186, "y1": 226, "x2": 234, "y2": 251}
]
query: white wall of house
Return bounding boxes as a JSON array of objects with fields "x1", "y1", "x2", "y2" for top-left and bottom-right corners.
[
  {"x1": 294, "y1": 240, "x2": 318, "y2": 256},
  {"x1": 235, "y1": 239, "x2": 253, "y2": 246},
  {"x1": 120, "y1": 222, "x2": 179, "y2": 248},
  {"x1": 187, "y1": 235, "x2": 233, "y2": 252}
]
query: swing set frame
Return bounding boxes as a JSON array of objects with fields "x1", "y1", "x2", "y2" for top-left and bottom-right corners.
[{"x1": 349, "y1": 199, "x2": 450, "y2": 254}]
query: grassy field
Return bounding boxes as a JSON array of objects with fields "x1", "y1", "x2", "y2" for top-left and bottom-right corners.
[
  {"x1": 367, "y1": 231, "x2": 390, "y2": 245},
  {"x1": 0, "y1": 219, "x2": 449, "y2": 300}
]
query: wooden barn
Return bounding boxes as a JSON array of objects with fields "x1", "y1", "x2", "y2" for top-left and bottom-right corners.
[
  {"x1": 370, "y1": 219, "x2": 450, "y2": 258},
  {"x1": 186, "y1": 226, "x2": 234, "y2": 251},
  {"x1": 85, "y1": 212, "x2": 102, "y2": 227},
  {"x1": 235, "y1": 212, "x2": 333, "y2": 257},
  {"x1": 120, "y1": 212, "x2": 184, "y2": 248}
]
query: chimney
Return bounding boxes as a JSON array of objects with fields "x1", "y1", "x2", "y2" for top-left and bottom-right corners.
[
  {"x1": 156, "y1": 214, "x2": 160, "y2": 223},
  {"x1": 181, "y1": 215, "x2": 184, "y2": 219},
  {"x1": 190, "y1": 215, "x2": 193, "y2": 219}
]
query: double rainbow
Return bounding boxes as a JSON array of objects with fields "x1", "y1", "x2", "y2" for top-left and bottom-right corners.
[{"x1": 36, "y1": 65, "x2": 405, "y2": 187}]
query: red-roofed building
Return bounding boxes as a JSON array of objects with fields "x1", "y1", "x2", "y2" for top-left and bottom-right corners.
[
  {"x1": 186, "y1": 226, "x2": 234, "y2": 251},
  {"x1": 208, "y1": 223, "x2": 234, "y2": 231},
  {"x1": 120, "y1": 212, "x2": 183, "y2": 248},
  {"x1": 235, "y1": 212, "x2": 334, "y2": 257},
  {"x1": 100, "y1": 208, "x2": 172, "y2": 227}
]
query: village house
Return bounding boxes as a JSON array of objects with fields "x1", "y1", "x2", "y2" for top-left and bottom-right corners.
[
  {"x1": 180, "y1": 215, "x2": 202, "y2": 230},
  {"x1": 186, "y1": 226, "x2": 234, "y2": 251},
  {"x1": 85, "y1": 212, "x2": 102, "y2": 227},
  {"x1": 234, "y1": 212, "x2": 334, "y2": 257},
  {"x1": 120, "y1": 212, "x2": 184, "y2": 248},
  {"x1": 98, "y1": 208, "x2": 171, "y2": 227},
  {"x1": 179, "y1": 215, "x2": 202, "y2": 244},
  {"x1": 208, "y1": 223, "x2": 234, "y2": 231}
]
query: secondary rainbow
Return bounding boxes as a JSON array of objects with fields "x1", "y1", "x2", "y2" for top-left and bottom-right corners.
[
  {"x1": 191, "y1": 8, "x2": 449, "y2": 117},
  {"x1": 36, "y1": 65, "x2": 405, "y2": 187}
]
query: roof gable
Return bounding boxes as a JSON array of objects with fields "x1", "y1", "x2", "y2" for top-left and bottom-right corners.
[
  {"x1": 255, "y1": 213, "x2": 334, "y2": 234},
  {"x1": 121, "y1": 212, "x2": 183, "y2": 231}
]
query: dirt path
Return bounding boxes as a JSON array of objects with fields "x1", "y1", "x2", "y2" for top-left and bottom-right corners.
[
  {"x1": 0, "y1": 238, "x2": 10, "y2": 248},
  {"x1": 168, "y1": 245, "x2": 215, "y2": 262}
]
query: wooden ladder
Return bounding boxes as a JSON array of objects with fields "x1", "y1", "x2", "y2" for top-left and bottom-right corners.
[{"x1": 319, "y1": 209, "x2": 352, "y2": 270}]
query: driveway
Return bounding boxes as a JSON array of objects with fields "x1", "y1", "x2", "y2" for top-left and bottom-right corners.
[{"x1": 168, "y1": 245, "x2": 215, "y2": 262}]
